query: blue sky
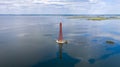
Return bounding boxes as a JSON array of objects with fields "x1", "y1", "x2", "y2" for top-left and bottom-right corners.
[{"x1": 0, "y1": 0, "x2": 120, "y2": 14}]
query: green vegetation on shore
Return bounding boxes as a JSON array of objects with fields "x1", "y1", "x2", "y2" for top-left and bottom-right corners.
[
  {"x1": 67, "y1": 16, "x2": 89, "y2": 19},
  {"x1": 67, "y1": 15, "x2": 120, "y2": 21},
  {"x1": 87, "y1": 17, "x2": 108, "y2": 21}
]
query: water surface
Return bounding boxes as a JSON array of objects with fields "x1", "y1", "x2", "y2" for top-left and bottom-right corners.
[{"x1": 0, "y1": 15, "x2": 120, "y2": 67}]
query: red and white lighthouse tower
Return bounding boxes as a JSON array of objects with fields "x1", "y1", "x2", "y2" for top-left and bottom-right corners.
[
  {"x1": 58, "y1": 22, "x2": 63, "y2": 41},
  {"x1": 56, "y1": 22, "x2": 67, "y2": 44}
]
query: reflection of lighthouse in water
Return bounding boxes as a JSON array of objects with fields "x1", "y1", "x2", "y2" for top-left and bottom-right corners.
[{"x1": 58, "y1": 43, "x2": 63, "y2": 59}]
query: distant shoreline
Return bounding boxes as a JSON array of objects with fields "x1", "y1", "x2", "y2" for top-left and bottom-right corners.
[{"x1": 0, "y1": 14, "x2": 120, "y2": 16}]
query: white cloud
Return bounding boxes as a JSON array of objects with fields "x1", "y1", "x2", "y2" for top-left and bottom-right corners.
[
  {"x1": 89, "y1": 0, "x2": 98, "y2": 3},
  {"x1": 88, "y1": 1, "x2": 106, "y2": 14},
  {"x1": 0, "y1": 0, "x2": 120, "y2": 14}
]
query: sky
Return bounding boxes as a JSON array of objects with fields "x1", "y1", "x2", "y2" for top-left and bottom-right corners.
[{"x1": 0, "y1": 0, "x2": 120, "y2": 14}]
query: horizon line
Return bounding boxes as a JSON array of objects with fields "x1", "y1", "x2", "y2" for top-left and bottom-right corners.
[{"x1": 0, "y1": 14, "x2": 120, "y2": 16}]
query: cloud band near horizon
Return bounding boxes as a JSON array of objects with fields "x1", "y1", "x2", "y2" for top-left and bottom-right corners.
[{"x1": 0, "y1": 0, "x2": 120, "y2": 14}]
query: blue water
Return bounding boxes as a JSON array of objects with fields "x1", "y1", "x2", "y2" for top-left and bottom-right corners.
[{"x1": 0, "y1": 15, "x2": 120, "y2": 67}]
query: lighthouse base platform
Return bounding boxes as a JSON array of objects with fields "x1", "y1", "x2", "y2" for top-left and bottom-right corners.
[{"x1": 56, "y1": 40, "x2": 68, "y2": 44}]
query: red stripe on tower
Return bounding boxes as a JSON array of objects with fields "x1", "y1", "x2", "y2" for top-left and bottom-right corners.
[{"x1": 58, "y1": 22, "x2": 63, "y2": 41}]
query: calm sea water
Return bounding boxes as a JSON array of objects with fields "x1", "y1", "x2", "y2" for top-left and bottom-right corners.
[{"x1": 0, "y1": 15, "x2": 120, "y2": 67}]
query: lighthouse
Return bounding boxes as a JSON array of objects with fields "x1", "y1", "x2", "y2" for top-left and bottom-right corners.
[{"x1": 56, "y1": 22, "x2": 67, "y2": 44}]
